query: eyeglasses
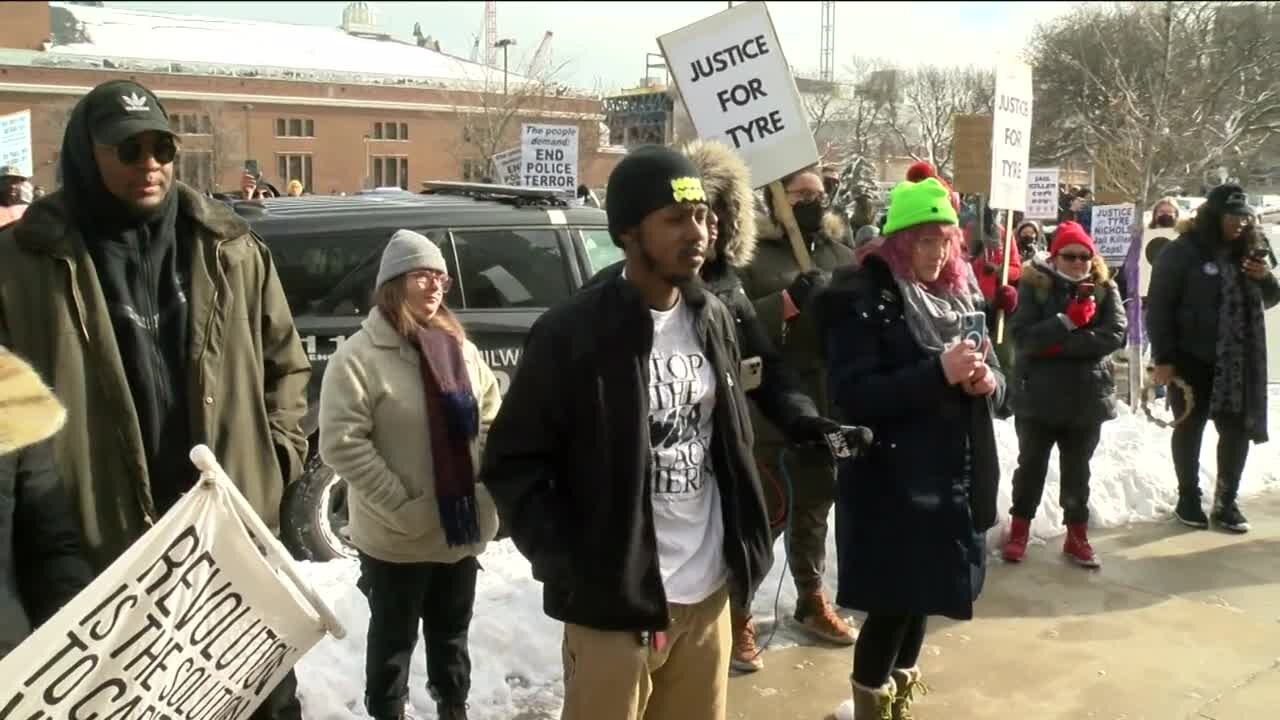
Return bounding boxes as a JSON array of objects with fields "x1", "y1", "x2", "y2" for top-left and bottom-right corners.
[
  {"x1": 407, "y1": 269, "x2": 452, "y2": 291},
  {"x1": 114, "y1": 134, "x2": 178, "y2": 166},
  {"x1": 1058, "y1": 252, "x2": 1093, "y2": 262}
]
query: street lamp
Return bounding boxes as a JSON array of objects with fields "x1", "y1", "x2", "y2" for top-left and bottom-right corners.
[
  {"x1": 494, "y1": 38, "x2": 516, "y2": 95},
  {"x1": 363, "y1": 134, "x2": 371, "y2": 189}
]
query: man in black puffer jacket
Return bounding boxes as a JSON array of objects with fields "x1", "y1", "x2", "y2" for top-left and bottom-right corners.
[{"x1": 1002, "y1": 221, "x2": 1126, "y2": 568}]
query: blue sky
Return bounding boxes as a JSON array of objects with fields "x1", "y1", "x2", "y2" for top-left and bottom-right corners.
[{"x1": 106, "y1": 1, "x2": 1076, "y2": 91}]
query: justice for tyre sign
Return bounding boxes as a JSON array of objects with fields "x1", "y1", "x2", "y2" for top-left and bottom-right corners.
[
  {"x1": 658, "y1": 1, "x2": 817, "y2": 187},
  {"x1": 0, "y1": 451, "x2": 334, "y2": 720},
  {"x1": 988, "y1": 61, "x2": 1034, "y2": 211}
]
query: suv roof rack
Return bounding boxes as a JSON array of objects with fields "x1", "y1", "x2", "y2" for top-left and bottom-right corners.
[{"x1": 420, "y1": 181, "x2": 571, "y2": 207}]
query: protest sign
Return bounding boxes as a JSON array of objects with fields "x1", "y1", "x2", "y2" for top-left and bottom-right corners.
[
  {"x1": 492, "y1": 147, "x2": 522, "y2": 186},
  {"x1": 1026, "y1": 168, "x2": 1059, "y2": 220},
  {"x1": 658, "y1": 1, "x2": 817, "y2": 187},
  {"x1": 1138, "y1": 227, "x2": 1177, "y2": 297},
  {"x1": 520, "y1": 124, "x2": 578, "y2": 190},
  {"x1": 0, "y1": 110, "x2": 32, "y2": 178},
  {"x1": 951, "y1": 114, "x2": 993, "y2": 196},
  {"x1": 988, "y1": 61, "x2": 1033, "y2": 211},
  {"x1": 1092, "y1": 203, "x2": 1137, "y2": 262},
  {"x1": 0, "y1": 446, "x2": 343, "y2": 720}
]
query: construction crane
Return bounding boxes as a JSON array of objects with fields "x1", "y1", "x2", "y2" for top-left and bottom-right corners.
[
  {"x1": 526, "y1": 31, "x2": 553, "y2": 78},
  {"x1": 819, "y1": 1, "x2": 835, "y2": 82},
  {"x1": 484, "y1": 0, "x2": 498, "y2": 67}
]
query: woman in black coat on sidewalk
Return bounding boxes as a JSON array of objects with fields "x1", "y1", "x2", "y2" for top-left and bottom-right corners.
[
  {"x1": 1147, "y1": 184, "x2": 1279, "y2": 533},
  {"x1": 817, "y1": 176, "x2": 1004, "y2": 719}
]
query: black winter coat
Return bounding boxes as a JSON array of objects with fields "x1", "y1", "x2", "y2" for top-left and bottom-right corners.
[
  {"x1": 1009, "y1": 257, "x2": 1127, "y2": 426},
  {"x1": 1148, "y1": 230, "x2": 1280, "y2": 367},
  {"x1": 816, "y1": 257, "x2": 1003, "y2": 620},
  {"x1": 0, "y1": 442, "x2": 92, "y2": 658},
  {"x1": 592, "y1": 260, "x2": 820, "y2": 443},
  {"x1": 481, "y1": 272, "x2": 773, "y2": 632}
]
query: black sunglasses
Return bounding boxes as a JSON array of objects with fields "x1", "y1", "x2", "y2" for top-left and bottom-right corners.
[
  {"x1": 1058, "y1": 252, "x2": 1093, "y2": 262},
  {"x1": 115, "y1": 135, "x2": 178, "y2": 165}
]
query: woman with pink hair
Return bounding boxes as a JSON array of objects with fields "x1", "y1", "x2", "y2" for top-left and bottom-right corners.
[{"x1": 817, "y1": 176, "x2": 1005, "y2": 719}]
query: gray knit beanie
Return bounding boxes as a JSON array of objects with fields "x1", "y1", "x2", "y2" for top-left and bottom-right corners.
[{"x1": 376, "y1": 229, "x2": 448, "y2": 288}]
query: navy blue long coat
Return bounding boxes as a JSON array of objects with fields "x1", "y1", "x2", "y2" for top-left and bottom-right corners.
[{"x1": 816, "y1": 256, "x2": 1004, "y2": 621}]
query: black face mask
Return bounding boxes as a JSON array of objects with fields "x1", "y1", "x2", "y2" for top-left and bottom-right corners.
[
  {"x1": 792, "y1": 200, "x2": 824, "y2": 235},
  {"x1": 1155, "y1": 214, "x2": 1176, "y2": 228}
]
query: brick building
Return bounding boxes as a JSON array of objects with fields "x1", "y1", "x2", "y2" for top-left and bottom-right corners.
[{"x1": 0, "y1": 1, "x2": 622, "y2": 194}]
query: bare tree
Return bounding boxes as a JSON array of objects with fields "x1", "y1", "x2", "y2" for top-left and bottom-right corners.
[
  {"x1": 802, "y1": 57, "x2": 896, "y2": 164},
  {"x1": 1030, "y1": 1, "x2": 1280, "y2": 206},
  {"x1": 886, "y1": 65, "x2": 994, "y2": 177}
]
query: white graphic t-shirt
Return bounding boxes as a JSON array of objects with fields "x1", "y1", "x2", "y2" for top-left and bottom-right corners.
[{"x1": 647, "y1": 296, "x2": 728, "y2": 604}]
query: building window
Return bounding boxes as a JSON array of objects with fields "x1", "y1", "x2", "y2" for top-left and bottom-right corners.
[
  {"x1": 275, "y1": 118, "x2": 315, "y2": 138},
  {"x1": 277, "y1": 154, "x2": 314, "y2": 192},
  {"x1": 173, "y1": 150, "x2": 213, "y2": 190},
  {"x1": 372, "y1": 156, "x2": 409, "y2": 190},
  {"x1": 168, "y1": 113, "x2": 212, "y2": 136},
  {"x1": 373, "y1": 121, "x2": 410, "y2": 141}
]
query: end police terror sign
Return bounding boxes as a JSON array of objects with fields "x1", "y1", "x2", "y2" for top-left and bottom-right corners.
[
  {"x1": 520, "y1": 124, "x2": 578, "y2": 190},
  {"x1": 988, "y1": 61, "x2": 1034, "y2": 212},
  {"x1": 658, "y1": 1, "x2": 817, "y2": 187}
]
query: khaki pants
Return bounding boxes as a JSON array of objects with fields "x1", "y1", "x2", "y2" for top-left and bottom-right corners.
[{"x1": 560, "y1": 586, "x2": 730, "y2": 720}]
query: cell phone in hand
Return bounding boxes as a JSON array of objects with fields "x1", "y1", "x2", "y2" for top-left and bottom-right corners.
[
  {"x1": 960, "y1": 312, "x2": 987, "y2": 349},
  {"x1": 1076, "y1": 282, "x2": 1095, "y2": 300},
  {"x1": 740, "y1": 356, "x2": 763, "y2": 392},
  {"x1": 1249, "y1": 247, "x2": 1270, "y2": 262}
]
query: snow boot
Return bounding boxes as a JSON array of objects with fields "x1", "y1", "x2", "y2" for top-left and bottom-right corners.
[
  {"x1": 1212, "y1": 480, "x2": 1250, "y2": 534},
  {"x1": 730, "y1": 607, "x2": 764, "y2": 673},
  {"x1": 889, "y1": 667, "x2": 928, "y2": 720},
  {"x1": 435, "y1": 703, "x2": 468, "y2": 720},
  {"x1": 1002, "y1": 516, "x2": 1031, "y2": 563},
  {"x1": 1174, "y1": 494, "x2": 1209, "y2": 529},
  {"x1": 1062, "y1": 523, "x2": 1100, "y2": 568},
  {"x1": 849, "y1": 677, "x2": 896, "y2": 720},
  {"x1": 795, "y1": 589, "x2": 857, "y2": 646}
]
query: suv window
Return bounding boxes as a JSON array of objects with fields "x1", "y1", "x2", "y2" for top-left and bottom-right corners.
[
  {"x1": 579, "y1": 228, "x2": 623, "y2": 275},
  {"x1": 272, "y1": 230, "x2": 390, "y2": 313},
  {"x1": 312, "y1": 229, "x2": 461, "y2": 315},
  {"x1": 451, "y1": 228, "x2": 569, "y2": 309}
]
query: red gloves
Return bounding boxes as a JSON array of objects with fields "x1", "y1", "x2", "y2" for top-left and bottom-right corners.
[
  {"x1": 994, "y1": 285, "x2": 1018, "y2": 314},
  {"x1": 1066, "y1": 297, "x2": 1097, "y2": 327}
]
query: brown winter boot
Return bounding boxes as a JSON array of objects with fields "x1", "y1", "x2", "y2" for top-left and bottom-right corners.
[
  {"x1": 850, "y1": 677, "x2": 896, "y2": 720},
  {"x1": 730, "y1": 607, "x2": 764, "y2": 672},
  {"x1": 889, "y1": 667, "x2": 928, "y2": 719},
  {"x1": 795, "y1": 588, "x2": 857, "y2": 645}
]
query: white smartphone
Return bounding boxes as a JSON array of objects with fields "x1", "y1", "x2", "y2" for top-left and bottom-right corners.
[{"x1": 740, "y1": 356, "x2": 763, "y2": 391}]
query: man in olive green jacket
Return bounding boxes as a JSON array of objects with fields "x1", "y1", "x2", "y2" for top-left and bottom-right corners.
[
  {"x1": 737, "y1": 166, "x2": 856, "y2": 649},
  {"x1": 0, "y1": 79, "x2": 309, "y2": 719}
]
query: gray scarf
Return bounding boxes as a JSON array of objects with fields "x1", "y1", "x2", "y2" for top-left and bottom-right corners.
[
  {"x1": 895, "y1": 278, "x2": 978, "y2": 354},
  {"x1": 1210, "y1": 253, "x2": 1268, "y2": 442}
]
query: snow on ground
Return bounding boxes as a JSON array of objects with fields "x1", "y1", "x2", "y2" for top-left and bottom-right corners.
[{"x1": 295, "y1": 389, "x2": 1280, "y2": 719}]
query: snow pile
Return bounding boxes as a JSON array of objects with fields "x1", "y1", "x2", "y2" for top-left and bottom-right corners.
[{"x1": 295, "y1": 390, "x2": 1280, "y2": 719}]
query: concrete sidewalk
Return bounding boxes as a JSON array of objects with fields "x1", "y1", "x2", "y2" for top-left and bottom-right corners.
[{"x1": 729, "y1": 493, "x2": 1280, "y2": 720}]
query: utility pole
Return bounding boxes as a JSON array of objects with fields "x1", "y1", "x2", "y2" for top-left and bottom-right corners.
[{"x1": 495, "y1": 38, "x2": 516, "y2": 95}]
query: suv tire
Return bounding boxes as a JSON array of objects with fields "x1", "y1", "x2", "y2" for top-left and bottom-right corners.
[{"x1": 281, "y1": 453, "x2": 357, "y2": 561}]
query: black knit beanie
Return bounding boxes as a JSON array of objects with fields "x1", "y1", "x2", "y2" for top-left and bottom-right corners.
[{"x1": 606, "y1": 145, "x2": 706, "y2": 247}]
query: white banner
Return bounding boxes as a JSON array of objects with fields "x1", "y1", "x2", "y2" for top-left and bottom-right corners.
[
  {"x1": 492, "y1": 147, "x2": 522, "y2": 186},
  {"x1": 658, "y1": 1, "x2": 817, "y2": 187},
  {"x1": 0, "y1": 446, "x2": 342, "y2": 720},
  {"x1": 0, "y1": 110, "x2": 33, "y2": 178},
  {"x1": 520, "y1": 124, "x2": 578, "y2": 190},
  {"x1": 989, "y1": 62, "x2": 1033, "y2": 211},
  {"x1": 1092, "y1": 203, "x2": 1137, "y2": 262},
  {"x1": 1026, "y1": 168, "x2": 1059, "y2": 220}
]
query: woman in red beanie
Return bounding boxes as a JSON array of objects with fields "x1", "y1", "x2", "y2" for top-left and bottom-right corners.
[{"x1": 1002, "y1": 221, "x2": 1127, "y2": 567}]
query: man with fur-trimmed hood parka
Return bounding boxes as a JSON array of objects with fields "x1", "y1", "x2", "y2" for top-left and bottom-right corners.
[{"x1": 737, "y1": 164, "x2": 859, "y2": 655}]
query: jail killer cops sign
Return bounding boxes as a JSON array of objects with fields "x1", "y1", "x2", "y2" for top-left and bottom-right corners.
[
  {"x1": 521, "y1": 124, "x2": 579, "y2": 190},
  {"x1": 658, "y1": 1, "x2": 817, "y2": 187},
  {"x1": 0, "y1": 449, "x2": 334, "y2": 720}
]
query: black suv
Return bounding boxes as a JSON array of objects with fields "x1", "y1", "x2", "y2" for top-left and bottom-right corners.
[{"x1": 235, "y1": 184, "x2": 620, "y2": 560}]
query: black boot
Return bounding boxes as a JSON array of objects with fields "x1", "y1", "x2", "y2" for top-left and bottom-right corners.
[
  {"x1": 436, "y1": 703, "x2": 468, "y2": 720},
  {"x1": 1211, "y1": 478, "x2": 1250, "y2": 534},
  {"x1": 1174, "y1": 494, "x2": 1209, "y2": 529}
]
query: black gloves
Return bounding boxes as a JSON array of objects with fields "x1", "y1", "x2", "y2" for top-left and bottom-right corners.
[
  {"x1": 790, "y1": 416, "x2": 873, "y2": 459},
  {"x1": 787, "y1": 270, "x2": 830, "y2": 312}
]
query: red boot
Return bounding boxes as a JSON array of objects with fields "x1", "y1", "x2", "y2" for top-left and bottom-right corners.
[
  {"x1": 1002, "y1": 517, "x2": 1030, "y2": 563},
  {"x1": 1063, "y1": 523, "x2": 1100, "y2": 568}
]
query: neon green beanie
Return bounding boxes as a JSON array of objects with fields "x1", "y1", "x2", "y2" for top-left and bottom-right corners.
[{"x1": 882, "y1": 177, "x2": 959, "y2": 236}]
